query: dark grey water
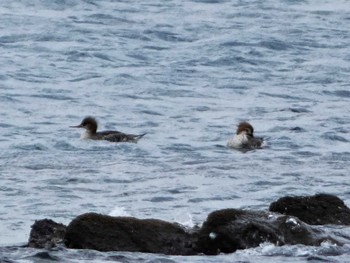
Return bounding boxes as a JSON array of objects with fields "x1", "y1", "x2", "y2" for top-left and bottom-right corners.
[{"x1": 1, "y1": 0, "x2": 350, "y2": 262}]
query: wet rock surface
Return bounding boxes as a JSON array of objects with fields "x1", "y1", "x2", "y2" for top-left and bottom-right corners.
[
  {"x1": 28, "y1": 219, "x2": 66, "y2": 249},
  {"x1": 195, "y1": 209, "x2": 338, "y2": 255},
  {"x1": 27, "y1": 194, "x2": 350, "y2": 255},
  {"x1": 269, "y1": 193, "x2": 350, "y2": 225},
  {"x1": 64, "y1": 213, "x2": 197, "y2": 255}
]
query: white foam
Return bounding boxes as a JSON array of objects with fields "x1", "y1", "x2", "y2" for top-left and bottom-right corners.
[
  {"x1": 173, "y1": 213, "x2": 195, "y2": 228},
  {"x1": 108, "y1": 206, "x2": 131, "y2": 217}
]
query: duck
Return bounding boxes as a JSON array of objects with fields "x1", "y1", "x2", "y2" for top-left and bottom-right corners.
[
  {"x1": 70, "y1": 116, "x2": 146, "y2": 143},
  {"x1": 227, "y1": 122, "x2": 263, "y2": 149}
]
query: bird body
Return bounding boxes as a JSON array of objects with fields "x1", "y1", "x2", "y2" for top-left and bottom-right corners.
[
  {"x1": 71, "y1": 116, "x2": 146, "y2": 143},
  {"x1": 227, "y1": 122, "x2": 263, "y2": 150}
]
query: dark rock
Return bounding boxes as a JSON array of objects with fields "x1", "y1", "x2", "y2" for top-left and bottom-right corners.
[
  {"x1": 27, "y1": 194, "x2": 350, "y2": 255},
  {"x1": 269, "y1": 194, "x2": 350, "y2": 225},
  {"x1": 195, "y1": 209, "x2": 339, "y2": 255},
  {"x1": 28, "y1": 219, "x2": 66, "y2": 249},
  {"x1": 32, "y1": 251, "x2": 59, "y2": 261},
  {"x1": 64, "y1": 213, "x2": 197, "y2": 255}
]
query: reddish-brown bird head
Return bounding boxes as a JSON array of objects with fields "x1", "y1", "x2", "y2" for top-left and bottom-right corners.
[{"x1": 236, "y1": 122, "x2": 254, "y2": 137}]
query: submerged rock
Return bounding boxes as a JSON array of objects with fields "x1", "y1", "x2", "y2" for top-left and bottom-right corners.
[
  {"x1": 269, "y1": 193, "x2": 350, "y2": 225},
  {"x1": 195, "y1": 209, "x2": 339, "y2": 255},
  {"x1": 28, "y1": 219, "x2": 66, "y2": 249},
  {"x1": 64, "y1": 213, "x2": 197, "y2": 255}
]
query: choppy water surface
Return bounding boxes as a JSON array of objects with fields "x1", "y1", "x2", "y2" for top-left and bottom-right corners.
[{"x1": 1, "y1": 0, "x2": 350, "y2": 262}]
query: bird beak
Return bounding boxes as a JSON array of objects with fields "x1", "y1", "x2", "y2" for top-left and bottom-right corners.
[{"x1": 70, "y1": 124, "x2": 83, "y2": 128}]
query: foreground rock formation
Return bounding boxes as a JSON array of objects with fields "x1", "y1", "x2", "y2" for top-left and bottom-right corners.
[
  {"x1": 28, "y1": 193, "x2": 350, "y2": 255},
  {"x1": 28, "y1": 219, "x2": 66, "y2": 249},
  {"x1": 65, "y1": 213, "x2": 197, "y2": 255},
  {"x1": 195, "y1": 209, "x2": 340, "y2": 255},
  {"x1": 269, "y1": 193, "x2": 350, "y2": 225}
]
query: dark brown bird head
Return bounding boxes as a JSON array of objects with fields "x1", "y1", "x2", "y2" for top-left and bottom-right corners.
[
  {"x1": 236, "y1": 122, "x2": 254, "y2": 137},
  {"x1": 70, "y1": 116, "x2": 98, "y2": 134}
]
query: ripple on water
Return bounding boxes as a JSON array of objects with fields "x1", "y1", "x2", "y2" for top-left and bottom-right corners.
[
  {"x1": 292, "y1": 151, "x2": 321, "y2": 158},
  {"x1": 54, "y1": 141, "x2": 79, "y2": 151},
  {"x1": 259, "y1": 39, "x2": 290, "y2": 51},
  {"x1": 290, "y1": 127, "x2": 307, "y2": 132},
  {"x1": 30, "y1": 251, "x2": 60, "y2": 261},
  {"x1": 321, "y1": 132, "x2": 348, "y2": 142},
  {"x1": 139, "y1": 109, "x2": 164, "y2": 116},
  {"x1": 323, "y1": 90, "x2": 350, "y2": 98},
  {"x1": 12, "y1": 143, "x2": 48, "y2": 151},
  {"x1": 146, "y1": 196, "x2": 176, "y2": 203},
  {"x1": 30, "y1": 94, "x2": 75, "y2": 101},
  {"x1": 68, "y1": 73, "x2": 102, "y2": 82},
  {"x1": 188, "y1": 195, "x2": 239, "y2": 203},
  {"x1": 259, "y1": 92, "x2": 310, "y2": 101},
  {"x1": 143, "y1": 29, "x2": 194, "y2": 43},
  {"x1": 287, "y1": 107, "x2": 311, "y2": 113},
  {"x1": 323, "y1": 152, "x2": 350, "y2": 162}
]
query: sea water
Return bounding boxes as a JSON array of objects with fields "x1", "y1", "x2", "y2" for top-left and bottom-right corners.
[{"x1": 0, "y1": 0, "x2": 350, "y2": 262}]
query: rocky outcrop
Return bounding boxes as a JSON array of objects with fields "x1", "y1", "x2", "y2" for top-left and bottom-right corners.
[
  {"x1": 195, "y1": 209, "x2": 339, "y2": 255},
  {"x1": 28, "y1": 219, "x2": 66, "y2": 249},
  {"x1": 64, "y1": 213, "x2": 197, "y2": 255},
  {"x1": 269, "y1": 194, "x2": 350, "y2": 225},
  {"x1": 27, "y1": 194, "x2": 350, "y2": 254}
]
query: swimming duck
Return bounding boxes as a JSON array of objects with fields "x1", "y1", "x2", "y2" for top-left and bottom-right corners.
[
  {"x1": 227, "y1": 122, "x2": 263, "y2": 149},
  {"x1": 70, "y1": 116, "x2": 146, "y2": 143}
]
